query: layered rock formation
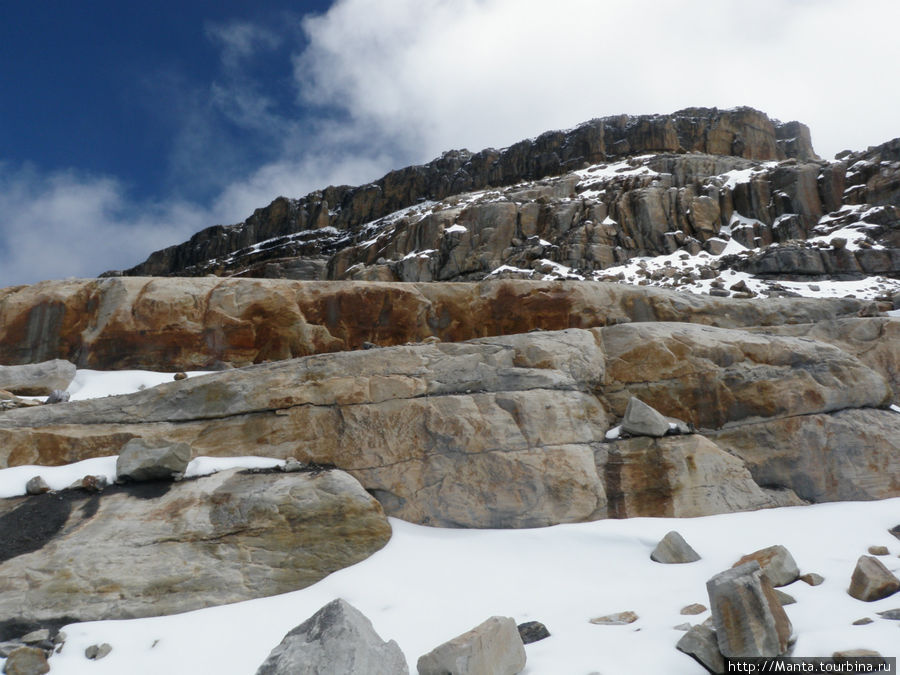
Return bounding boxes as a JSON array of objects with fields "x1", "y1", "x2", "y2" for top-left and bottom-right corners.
[
  {"x1": 109, "y1": 107, "x2": 818, "y2": 279},
  {"x1": 100, "y1": 108, "x2": 898, "y2": 303},
  {"x1": 0, "y1": 278, "x2": 879, "y2": 371},
  {"x1": 0, "y1": 319, "x2": 896, "y2": 528}
]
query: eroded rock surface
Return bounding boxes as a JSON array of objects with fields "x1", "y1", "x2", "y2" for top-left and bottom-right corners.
[{"x1": 0, "y1": 468, "x2": 391, "y2": 623}]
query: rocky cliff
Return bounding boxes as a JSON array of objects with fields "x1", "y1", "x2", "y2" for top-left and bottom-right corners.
[{"x1": 105, "y1": 107, "x2": 898, "y2": 302}]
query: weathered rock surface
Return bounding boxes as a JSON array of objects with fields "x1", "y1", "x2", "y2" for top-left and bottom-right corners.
[
  {"x1": 600, "y1": 434, "x2": 794, "y2": 518},
  {"x1": 0, "y1": 278, "x2": 879, "y2": 371},
  {"x1": 710, "y1": 409, "x2": 900, "y2": 503},
  {"x1": 0, "y1": 360, "x2": 75, "y2": 396},
  {"x1": 847, "y1": 555, "x2": 900, "y2": 601},
  {"x1": 707, "y1": 561, "x2": 792, "y2": 657},
  {"x1": 733, "y1": 545, "x2": 800, "y2": 587},
  {"x1": 599, "y1": 322, "x2": 891, "y2": 429},
  {"x1": 651, "y1": 531, "x2": 701, "y2": 564},
  {"x1": 254, "y1": 599, "x2": 408, "y2": 675},
  {"x1": 0, "y1": 321, "x2": 896, "y2": 528},
  {"x1": 417, "y1": 616, "x2": 526, "y2": 675},
  {"x1": 109, "y1": 108, "x2": 816, "y2": 280},
  {"x1": 0, "y1": 468, "x2": 391, "y2": 623},
  {"x1": 589, "y1": 611, "x2": 638, "y2": 626},
  {"x1": 115, "y1": 438, "x2": 192, "y2": 482}
]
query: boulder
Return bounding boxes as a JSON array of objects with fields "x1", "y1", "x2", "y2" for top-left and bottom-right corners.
[
  {"x1": 800, "y1": 573, "x2": 825, "y2": 586},
  {"x1": 876, "y1": 609, "x2": 900, "y2": 620},
  {"x1": 417, "y1": 616, "x2": 525, "y2": 675},
  {"x1": 0, "y1": 468, "x2": 391, "y2": 623},
  {"x1": 254, "y1": 599, "x2": 407, "y2": 675},
  {"x1": 706, "y1": 561, "x2": 792, "y2": 657},
  {"x1": 732, "y1": 545, "x2": 800, "y2": 587},
  {"x1": 85, "y1": 643, "x2": 112, "y2": 660},
  {"x1": 867, "y1": 546, "x2": 889, "y2": 556},
  {"x1": 1, "y1": 647, "x2": 49, "y2": 675},
  {"x1": 621, "y1": 397, "x2": 670, "y2": 437},
  {"x1": 115, "y1": 438, "x2": 192, "y2": 482},
  {"x1": 651, "y1": 531, "x2": 701, "y2": 564},
  {"x1": 0, "y1": 360, "x2": 75, "y2": 396},
  {"x1": 848, "y1": 555, "x2": 900, "y2": 601},
  {"x1": 676, "y1": 624, "x2": 725, "y2": 675}
]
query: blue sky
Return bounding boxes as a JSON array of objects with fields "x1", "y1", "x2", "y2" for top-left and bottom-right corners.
[{"x1": 1, "y1": 0, "x2": 899, "y2": 287}]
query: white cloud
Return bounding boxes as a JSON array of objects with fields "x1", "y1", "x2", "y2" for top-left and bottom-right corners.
[
  {"x1": 3, "y1": 0, "x2": 898, "y2": 288},
  {"x1": 296, "y1": 0, "x2": 900, "y2": 161}
]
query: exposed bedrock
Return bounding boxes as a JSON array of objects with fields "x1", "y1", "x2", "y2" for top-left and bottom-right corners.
[
  {"x1": 0, "y1": 278, "x2": 879, "y2": 371},
  {"x1": 0, "y1": 324, "x2": 896, "y2": 528},
  {"x1": 0, "y1": 468, "x2": 391, "y2": 624}
]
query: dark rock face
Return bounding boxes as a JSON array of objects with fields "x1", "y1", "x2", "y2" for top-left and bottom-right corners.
[{"x1": 108, "y1": 108, "x2": 823, "y2": 280}]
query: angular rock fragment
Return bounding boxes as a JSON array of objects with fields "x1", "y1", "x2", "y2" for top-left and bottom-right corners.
[
  {"x1": 774, "y1": 590, "x2": 796, "y2": 606},
  {"x1": 852, "y1": 617, "x2": 873, "y2": 625},
  {"x1": 799, "y1": 573, "x2": 824, "y2": 586},
  {"x1": 116, "y1": 438, "x2": 192, "y2": 482},
  {"x1": 875, "y1": 608, "x2": 900, "y2": 620},
  {"x1": 417, "y1": 616, "x2": 525, "y2": 675},
  {"x1": 867, "y1": 545, "x2": 889, "y2": 556},
  {"x1": 848, "y1": 555, "x2": 900, "y2": 601},
  {"x1": 254, "y1": 599, "x2": 407, "y2": 675},
  {"x1": 676, "y1": 624, "x2": 725, "y2": 674},
  {"x1": 680, "y1": 603, "x2": 707, "y2": 616},
  {"x1": 516, "y1": 621, "x2": 550, "y2": 644},
  {"x1": 621, "y1": 397, "x2": 670, "y2": 438},
  {"x1": 733, "y1": 545, "x2": 800, "y2": 587},
  {"x1": 651, "y1": 531, "x2": 701, "y2": 564},
  {"x1": 44, "y1": 389, "x2": 70, "y2": 404},
  {"x1": 707, "y1": 561, "x2": 792, "y2": 657}
]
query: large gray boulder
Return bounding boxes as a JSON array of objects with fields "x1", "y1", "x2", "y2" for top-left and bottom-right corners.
[
  {"x1": 0, "y1": 468, "x2": 391, "y2": 623},
  {"x1": 0, "y1": 360, "x2": 75, "y2": 396},
  {"x1": 676, "y1": 624, "x2": 724, "y2": 674},
  {"x1": 115, "y1": 438, "x2": 192, "y2": 481},
  {"x1": 706, "y1": 561, "x2": 792, "y2": 657},
  {"x1": 417, "y1": 616, "x2": 526, "y2": 675},
  {"x1": 255, "y1": 599, "x2": 408, "y2": 675}
]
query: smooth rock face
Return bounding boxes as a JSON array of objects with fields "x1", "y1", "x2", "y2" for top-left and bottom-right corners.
[
  {"x1": 733, "y1": 545, "x2": 800, "y2": 587},
  {"x1": 676, "y1": 624, "x2": 725, "y2": 675},
  {"x1": 0, "y1": 468, "x2": 391, "y2": 623},
  {"x1": 848, "y1": 555, "x2": 900, "y2": 601},
  {"x1": 621, "y1": 397, "x2": 670, "y2": 437},
  {"x1": 706, "y1": 561, "x2": 792, "y2": 657},
  {"x1": 650, "y1": 531, "x2": 701, "y2": 564},
  {"x1": 115, "y1": 438, "x2": 192, "y2": 481},
  {"x1": 0, "y1": 278, "x2": 876, "y2": 371},
  {"x1": 0, "y1": 360, "x2": 75, "y2": 396},
  {"x1": 254, "y1": 599, "x2": 408, "y2": 675},
  {"x1": 417, "y1": 616, "x2": 526, "y2": 675}
]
